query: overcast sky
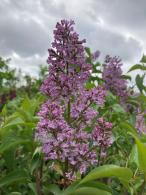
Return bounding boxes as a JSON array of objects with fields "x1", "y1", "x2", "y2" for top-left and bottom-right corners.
[{"x1": 0, "y1": 0, "x2": 146, "y2": 76}]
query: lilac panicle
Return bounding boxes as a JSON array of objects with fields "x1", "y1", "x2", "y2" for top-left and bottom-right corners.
[
  {"x1": 92, "y1": 117, "x2": 113, "y2": 157},
  {"x1": 41, "y1": 19, "x2": 91, "y2": 101},
  {"x1": 36, "y1": 20, "x2": 112, "y2": 181},
  {"x1": 135, "y1": 110, "x2": 146, "y2": 133},
  {"x1": 92, "y1": 117, "x2": 113, "y2": 147},
  {"x1": 71, "y1": 86, "x2": 106, "y2": 128},
  {"x1": 102, "y1": 55, "x2": 128, "y2": 101},
  {"x1": 92, "y1": 50, "x2": 100, "y2": 61},
  {"x1": 36, "y1": 100, "x2": 98, "y2": 177}
]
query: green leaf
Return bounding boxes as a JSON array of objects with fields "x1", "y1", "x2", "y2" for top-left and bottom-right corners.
[
  {"x1": 106, "y1": 92, "x2": 117, "y2": 105},
  {"x1": 28, "y1": 183, "x2": 37, "y2": 195},
  {"x1": 30, "y1": 147, "x2": 42, "y2": 174},
  {"x1": 119, "y1": 122, "x2": 137, "y2": 135},
  {"x1": 0, "y1": 170, "x2": 28, "y2": 187},
  {"x1": 0, "y1": 134, "x2": 30, "y2": 153},
  {"x1": 79, "y1": 165, "x2": 133, "y2": 185},
  {"x1": 129, "y1": 144, "x2": 139, "y2": 167},
  {"x1": 3, "y1": 149, "x2": 15, "y2": 170},
  {"x1": 136, "y1": 74, "x2": 145, "y2": 93},
  {"x1": 140, "y1": 55, "x2": 146, "y2": 63},
  {"x1": 64, "y1": 180, "x2": 113, "y2": 195},
  {"x1": 128, "y1": 64, "x2": 146, "y2": 72},
  {"x1": 126, "y1": 99, "x2": 140, "y2": 107},
  {"x1": 85, "y1": 82, "x2": 95, "y2": 89},
  {"x1": 67, "y1": 187, "x2": 111, "y2": 195},
  {"x1": 21, "y1": 97, "x2": 39, "y2": 116},
  {"x1": 77, "y1": 181, "x2": 112, "y2": 193},
  {"x1": 121, "y1": 75, "x2": 131, "y2": 81},
  {"x1": 16, "y1": 108, "x2": 32, "y2": 122},
  {"x1": 5, "y1": 116, "x2": 24, "y2": 127},
  {"x1": 62, "y1": 181, "x2": 79, "y2": 195},
  {"x1": 92, "y1": 64, "x2": 102, "y2": 73},
  {"x1": 112, "y1": 104, "x2": 125, "y2": 113},
  {"x1": 94, "y1": 62, "x2": 101, "y2": 67},
  {"x1": 0, "y1": 104, "x2": 7, "y2": 117},
  {"x1": 47, "y1": 184, "x2": 62, "y2": 195},
  {"x1": 85, "y1": 47, "x2": 91, "y2": 56},
  {"x1": 137, "y1": 95, "x2": 146, "y2": 109},
  {"x1": 129, "y1": 133, "x2": 146, "y2": 179},
  {"x1": 1, "y1": 116, "x2": 24, "y2": 134}
]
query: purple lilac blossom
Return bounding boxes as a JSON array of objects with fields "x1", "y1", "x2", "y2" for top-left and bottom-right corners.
[
  {"x1": 135, "y1": 110, "x2": 146, "y2": 133},
  {"x1": 102, "y1": 55, "x2": 128, "y2": 101},
  {"x1": 41, "y1": 20, "x2": 91, "y2": 101},
  {"x1": 36, "y1": 20, "x2": 112, "y2": 181},
  {"x1": 71, "y1": 86, "x2": 106, "y2": 128},
  {"x1": 92, "y1": 50, "x2": 100, "y2": 61},
  {"x1": 92, "y1": 117, "x2": 113, "y2": 147},
  {"x1": 36, "y1": 100, "x2": 98, "y2": 178}
]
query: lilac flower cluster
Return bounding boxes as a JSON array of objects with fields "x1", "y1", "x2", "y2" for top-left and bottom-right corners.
[
  {"x1": 71, "y1": 87, "x2": 106, "y2": 127},
  {"x1": 135, "y1": 110, "x2": 146, "y2": 133},
  {"x1": 36, "y1": 100, "x2": 97, "y2": 178},
  {"x1": 91, "y1": 50, "x2": 100, "y2": 61},
  {"x1": 41, "y1": 20, "x2": 91, "y2": 101},
  {"x1": 92, "y1": 118, "x2": 113, "y2": 158},
  {"x1": 102, "y1": 55, "x2": 128, "y2": 101},
  {"x1": 36, "y1": 20, "x2": 112, "y2": 181},
  {"x1": 92, "y1": 118, "x2": 113, "y2": 147}
]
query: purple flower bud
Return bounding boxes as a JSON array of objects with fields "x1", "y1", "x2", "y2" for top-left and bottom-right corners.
[{"x1": 92, "y1": 50, "x2": 100, "y2": 61}]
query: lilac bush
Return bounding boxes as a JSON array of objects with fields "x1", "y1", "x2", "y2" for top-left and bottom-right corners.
[{"x1": 36, "y1": 20, "x2": 112, "y2": 181}]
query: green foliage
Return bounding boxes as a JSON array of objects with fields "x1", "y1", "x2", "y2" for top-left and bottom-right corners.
[
  {"x1": 85, "y1": 47, "x2": 103, "y2": 84},
  {"x1": 0, "y1": 57, "x2": 18, "y2": 88},
  {"x1": 0, "y1": 170, "x2": 28, "y2": 188},
  {"x1": 129, "y1": 133, "x2": 146, "y2": 179},
  {"x1": 127, "y1": 55, "x2": 146, "y2": 94},
  {"x1": 140, "y1": 54, "x2": 146, "y2": 63},
  {"x1": 0, "y1": 52, "x2": 146, "y2": 194},
  {"x1": 128, "y1": 64, "x2": 146, "y2": 72},
  {"x1": 67, "y1": 187, "x2": 111, "y2": 195},
  {"x1": 79, "y1": 165, "x2": 133, "y2": 189}
]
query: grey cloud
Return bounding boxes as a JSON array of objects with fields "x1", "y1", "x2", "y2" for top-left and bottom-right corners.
[
  {"x1": 0, "y1": 0, "x2": 145, "y2": 75},
  {"x1": 91, "y1": 0, "x2": 146, "y2": 47},
  {"x1": 87, "y1": 28, "x2": 142, "y2": 62},
  {"x1": 0, "y1": 16, "x2": 49, "y2": 57},
  {"x1": 74, "y1": 17, "x2": 142, "y2": 62},
  {"x1": 41, "y1": 0, "x2": 67, "y2": 18},
  {"x1": 10, "y1": 53, "x2": 48, "y2": 77},
  {"x1": 0, "y1": 0, "x2": 50, "y2": 57}
]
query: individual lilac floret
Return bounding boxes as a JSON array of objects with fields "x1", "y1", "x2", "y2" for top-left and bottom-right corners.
[
  {"x1": 41, "y1": 20, "x2": 91, "y2": 101},
  {"x1": 102, "y1": 55, "x2": 128, "y2": 101}
]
